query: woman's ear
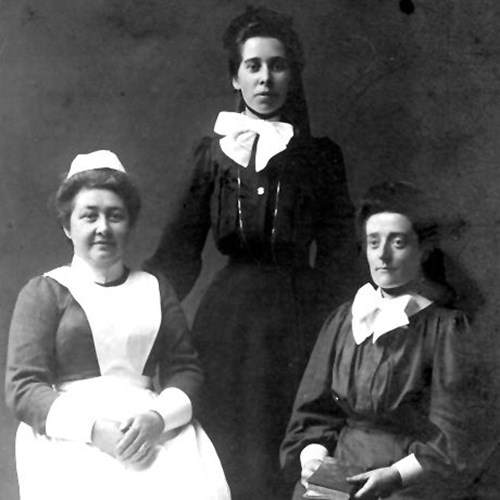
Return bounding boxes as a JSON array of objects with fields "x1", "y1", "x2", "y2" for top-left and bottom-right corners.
[
  {"x1": 63, "y1": 226, "x2": 71, "y2": 240},
  {"x1": 419, "y1": 239, "x2": 436, "y2": 266},
  {"x1": 232, "y1": 77, "x2": 241, "y2": 91}
]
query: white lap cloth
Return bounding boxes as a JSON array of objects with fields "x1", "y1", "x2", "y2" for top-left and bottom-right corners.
[{"x1": 16, "y1": 377, "x2": 231, "y2": 500}]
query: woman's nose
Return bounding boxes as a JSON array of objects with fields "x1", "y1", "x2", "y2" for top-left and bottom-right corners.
[
  {"x1": 379, "y1": 241, "x2": 392, "y2": 262},
  {"x1": 259, "y1": 65, "x2": 271, "y2": 84},
  {"x1": 95, "y1": 215, "x2": 110, "y2": 234}
]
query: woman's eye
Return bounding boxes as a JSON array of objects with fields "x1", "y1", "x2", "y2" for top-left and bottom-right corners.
[
  {"x1": 271, "y1": 59, "x2": 288, "y2": 71},
  {"x1": 367, "y1": 238, "x2": 379, "y2": 248},
  {"x1": 82, "y1": 213, "x2": 97, "y2": 222},
  {"x1": 393, "y1": 237, "x2": 406, "y2": 248},
  {"x1": 108, "y1": 212, "x2": 125, "y2": 223},
  {"x1": 246, "y1": 61, "x2": 260, "y2": 72}
]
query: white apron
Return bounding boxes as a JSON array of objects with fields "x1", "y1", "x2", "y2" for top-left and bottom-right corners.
[{"x1": 15, "y1": 266, "x2": 231, "y2": 500}]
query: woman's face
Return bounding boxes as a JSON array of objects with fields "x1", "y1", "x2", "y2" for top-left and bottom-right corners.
[
  {"x1": 365, "y1": 212, "x2": 423, "y2": 292},
  {"x1": 64, "y1": 188, "x2": 130, "y2": 270},
  {"x1": 232, "y1": 36, "x2": 291, "y2": 119}
]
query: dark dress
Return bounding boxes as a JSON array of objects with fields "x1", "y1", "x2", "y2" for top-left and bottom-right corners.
[
  {"x1": 147, "y1": 132, "x2": 357, "y2": 498},
  {"x1": 281, "y1": 301, "x2": 471, "y2": 500}
]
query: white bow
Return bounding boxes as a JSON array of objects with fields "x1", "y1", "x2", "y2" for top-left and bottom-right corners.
[
  {"x1": 351, "y1": 283, "x2": 432, "y2": 345},
  {"x1": 214, "y1": 111, "x2": 294, "y2": 172}
]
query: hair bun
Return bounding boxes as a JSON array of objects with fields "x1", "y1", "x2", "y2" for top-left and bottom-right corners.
[{"x1": 222, "y1": 6, "x2": 304, "y2": 72}]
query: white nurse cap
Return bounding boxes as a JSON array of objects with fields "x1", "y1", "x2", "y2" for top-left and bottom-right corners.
[{"x1": 66, "y1": 150, "x2": 126, "y2": 179}]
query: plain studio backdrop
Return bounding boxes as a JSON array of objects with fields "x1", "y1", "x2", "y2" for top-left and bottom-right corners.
[{"x1": 1, "y1": 1, "x2": 499, "y2": 498}]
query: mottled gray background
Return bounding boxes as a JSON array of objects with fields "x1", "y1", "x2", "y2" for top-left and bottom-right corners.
[{"x1": 1, "y1": 1, "x2": 499, "y2": 498}]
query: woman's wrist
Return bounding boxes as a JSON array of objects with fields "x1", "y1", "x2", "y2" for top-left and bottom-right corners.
[
  {"x1": 146, "y1": 410, "x2": 165, "y2": 433},
  {"x1": 388, "y1": 466, "x2": 403, "y2": 489},
  {"x1": 149, "y1": 387, "x2": 192, "y2": 431},
  {"x1": 392, "y1": 453, "x2": 424, "y2": 486}
]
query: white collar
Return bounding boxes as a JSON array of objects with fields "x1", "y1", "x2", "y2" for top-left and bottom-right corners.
[
  {"x1": 214, "y1": 111, "x2": 294, "y2": 172},
  {"x1": 70, "y1": 255, "x2": 125, "y2": 285},
  {"x1": 351, "y1": 283, "x2": 433, "y2": 345}
]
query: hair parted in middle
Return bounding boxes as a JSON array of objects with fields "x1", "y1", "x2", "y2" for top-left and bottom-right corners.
[
  {"x1": 357, "y1": 180, "x2": 458, "y2": 303},
  {"x1": 222, "y1": 5, "x2": 310, "y2": 135},
  {"x1": 357, "y1": 181, "x2": 438, "y2": 246},
  {"x1": 55, "y1": 168, "x2": 142, "y2": 230}
]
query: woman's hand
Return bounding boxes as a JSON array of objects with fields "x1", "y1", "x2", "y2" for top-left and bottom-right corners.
[
  {"x1": 91, "y1": 419, "x2": 124, "y2": 458},
  {"x1": 301, "y1": 458, "x2": 323, "y2": 487},
  {"x1": 348, "y1": 466, "x2": 402, "y2": 499},
  {"x1": 115, "y1": 411, "x2": 165, "y2": 469}
]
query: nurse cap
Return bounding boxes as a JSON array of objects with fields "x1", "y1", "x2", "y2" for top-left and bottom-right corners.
[{"x1": 66, "y1": 150, "x2": 126, "y2": 179}]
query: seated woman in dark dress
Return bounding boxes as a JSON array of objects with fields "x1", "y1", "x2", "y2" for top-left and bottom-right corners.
[{"x1": 281, "y1": 182, "x2": 472, "y2": 499}]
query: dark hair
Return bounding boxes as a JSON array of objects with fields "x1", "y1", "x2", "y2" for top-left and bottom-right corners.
[
  {"x1": 357, "y1": 181, "x2": 458, "y2": 302},
  {"x1": 55, "y1": 168, "x2": 141, "y2": 229},
  {"x1": 357, "y1": 181, "x2": 437, "y2": 246},
  {"x1": 222, "y1": 6, "x2": 310, "y2": 135}
]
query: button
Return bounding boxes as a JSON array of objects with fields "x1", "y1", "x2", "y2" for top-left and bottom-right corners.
[{"x1": 257, "y1": 186, "x2": 265, "y2": 195}]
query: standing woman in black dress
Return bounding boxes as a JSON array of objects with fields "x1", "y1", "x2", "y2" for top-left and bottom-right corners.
[{"x1": 147, "y1": 6, "x2": 357, "y2": 498}]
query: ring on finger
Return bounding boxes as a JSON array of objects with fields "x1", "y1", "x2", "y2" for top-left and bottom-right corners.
[{"x1": 139, "y1": 443, "x2": 150, "y2": 454}]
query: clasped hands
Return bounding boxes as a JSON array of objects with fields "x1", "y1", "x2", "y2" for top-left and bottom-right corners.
[
  {"x1": 302, "y1": 458, "x2": 402, "y2": 499},
  {"x1": 91, "y1": 410, "x2": 165, "y2": 469}
]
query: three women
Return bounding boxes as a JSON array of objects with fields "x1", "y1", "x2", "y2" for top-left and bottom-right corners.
[{"x1": 5, "y1": 6, "x2": 476, "y2": 500}]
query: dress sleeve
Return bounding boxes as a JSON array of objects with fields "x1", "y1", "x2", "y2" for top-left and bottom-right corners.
[
  {"x1": 313, "y1": 139, "x2": 360, "y2": 308},
  {"x1": 409, "y1": 310, "x2": 472, "y2": 482},
  {"x1": 5, "y1": 277, "x2": 61, "y2": 434},
  {"x1": 144, "y1": 137, "x2": 215, "y2": 301},
  {"x1": 280, "y1": 304, "x2": 350, "y2": 480},
  {"x1": 152, "y1": 273, "x2": 204, "y2": 411}
]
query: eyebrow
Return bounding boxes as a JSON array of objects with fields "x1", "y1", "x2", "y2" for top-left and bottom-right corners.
[
  {"x1": 243, "y1": 56, "x2": 287, "y2": 63},
  {"x1": 366, "y1": 231, "x2": 410, "y2": 238},
  {"x1": 78, "y1": 205, "x2": 125, "y2": 211}
]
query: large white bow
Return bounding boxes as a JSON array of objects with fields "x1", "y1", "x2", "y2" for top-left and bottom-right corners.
[
  {"x1": 351, "y1": 283, "x2": 432, "y2": 345},
  {"x1": 214, "y1": 111, "x2": 294, "y2": 172}
]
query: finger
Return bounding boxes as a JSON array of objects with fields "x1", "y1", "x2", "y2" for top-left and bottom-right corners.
[
  {"x1": 347, "y1": 473, "x2": 368, "y2": 483},
  {"x1": 116, "y1": 427, "x2": 141, "y2": 458},
  {"x1": 354, "y1": 480, "x2": 374, "y2": 499},
  {"x1": 119, "y1": 416, "x2": 134, "y2": 433},
  {"x1": 130, "y1": 442, "x2": 152, "y2": 463}
]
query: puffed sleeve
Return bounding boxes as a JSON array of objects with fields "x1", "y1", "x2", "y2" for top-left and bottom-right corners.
[
  {"x1": 146, "y1": 272, "x2": 204, "y2": 420},
  {"x1": 313, "y1": 139, "x2": 360, "y2": 308},
  {"x1": 408, "y1": 310, "x2": 472, "y2": 481},
  {"x1": 5, "y1": 277, "x2": 61, "y2": 434},
  {"x1": 280, "y1": 304, "x2": 351, "y2": 480},
  {"x1": 144, "y1": 137, "x2": 215, "y2": 300}
]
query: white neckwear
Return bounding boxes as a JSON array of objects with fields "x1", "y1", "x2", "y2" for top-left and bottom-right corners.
[
  {"x1": 214, "y1": 111, "x2": 294, "y2": 172},
  {"x1": 351, "y1": 283, "x2": 432, "y2": 344}
]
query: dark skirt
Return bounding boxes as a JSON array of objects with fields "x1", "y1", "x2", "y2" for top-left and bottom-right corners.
[
  {"x1": 291, "y1": 425, "x2": 460, "y2": 500},
  {"x1": 193, "y1": 261, "x2": 325, "y2": 500}
]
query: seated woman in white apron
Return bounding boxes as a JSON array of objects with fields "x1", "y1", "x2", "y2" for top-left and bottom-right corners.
[{"x1": 5, "y1": 150, "x2": 231, "y2": 500}]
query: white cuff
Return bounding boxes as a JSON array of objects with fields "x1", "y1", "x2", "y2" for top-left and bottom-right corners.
[
  {"x1": 300, "y1": 444, "x2": 328, "y2": 468},
  {"x1": 392, "y1": 454, "x2": 424, "y2": 486},
  {"x1": 45, "y1": 394, "x2": 95, "y2": 443},
  {"x1": 149, "y1": 387, "x2": 192, "y2": 431}
]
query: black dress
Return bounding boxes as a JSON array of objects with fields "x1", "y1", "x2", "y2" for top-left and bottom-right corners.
[
  {"x1": 147, "y1": 131, "x2": 357, "y2": 499},
  {"x1": 281, "y1": 301, "x2": 472, "y2": 500}
]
